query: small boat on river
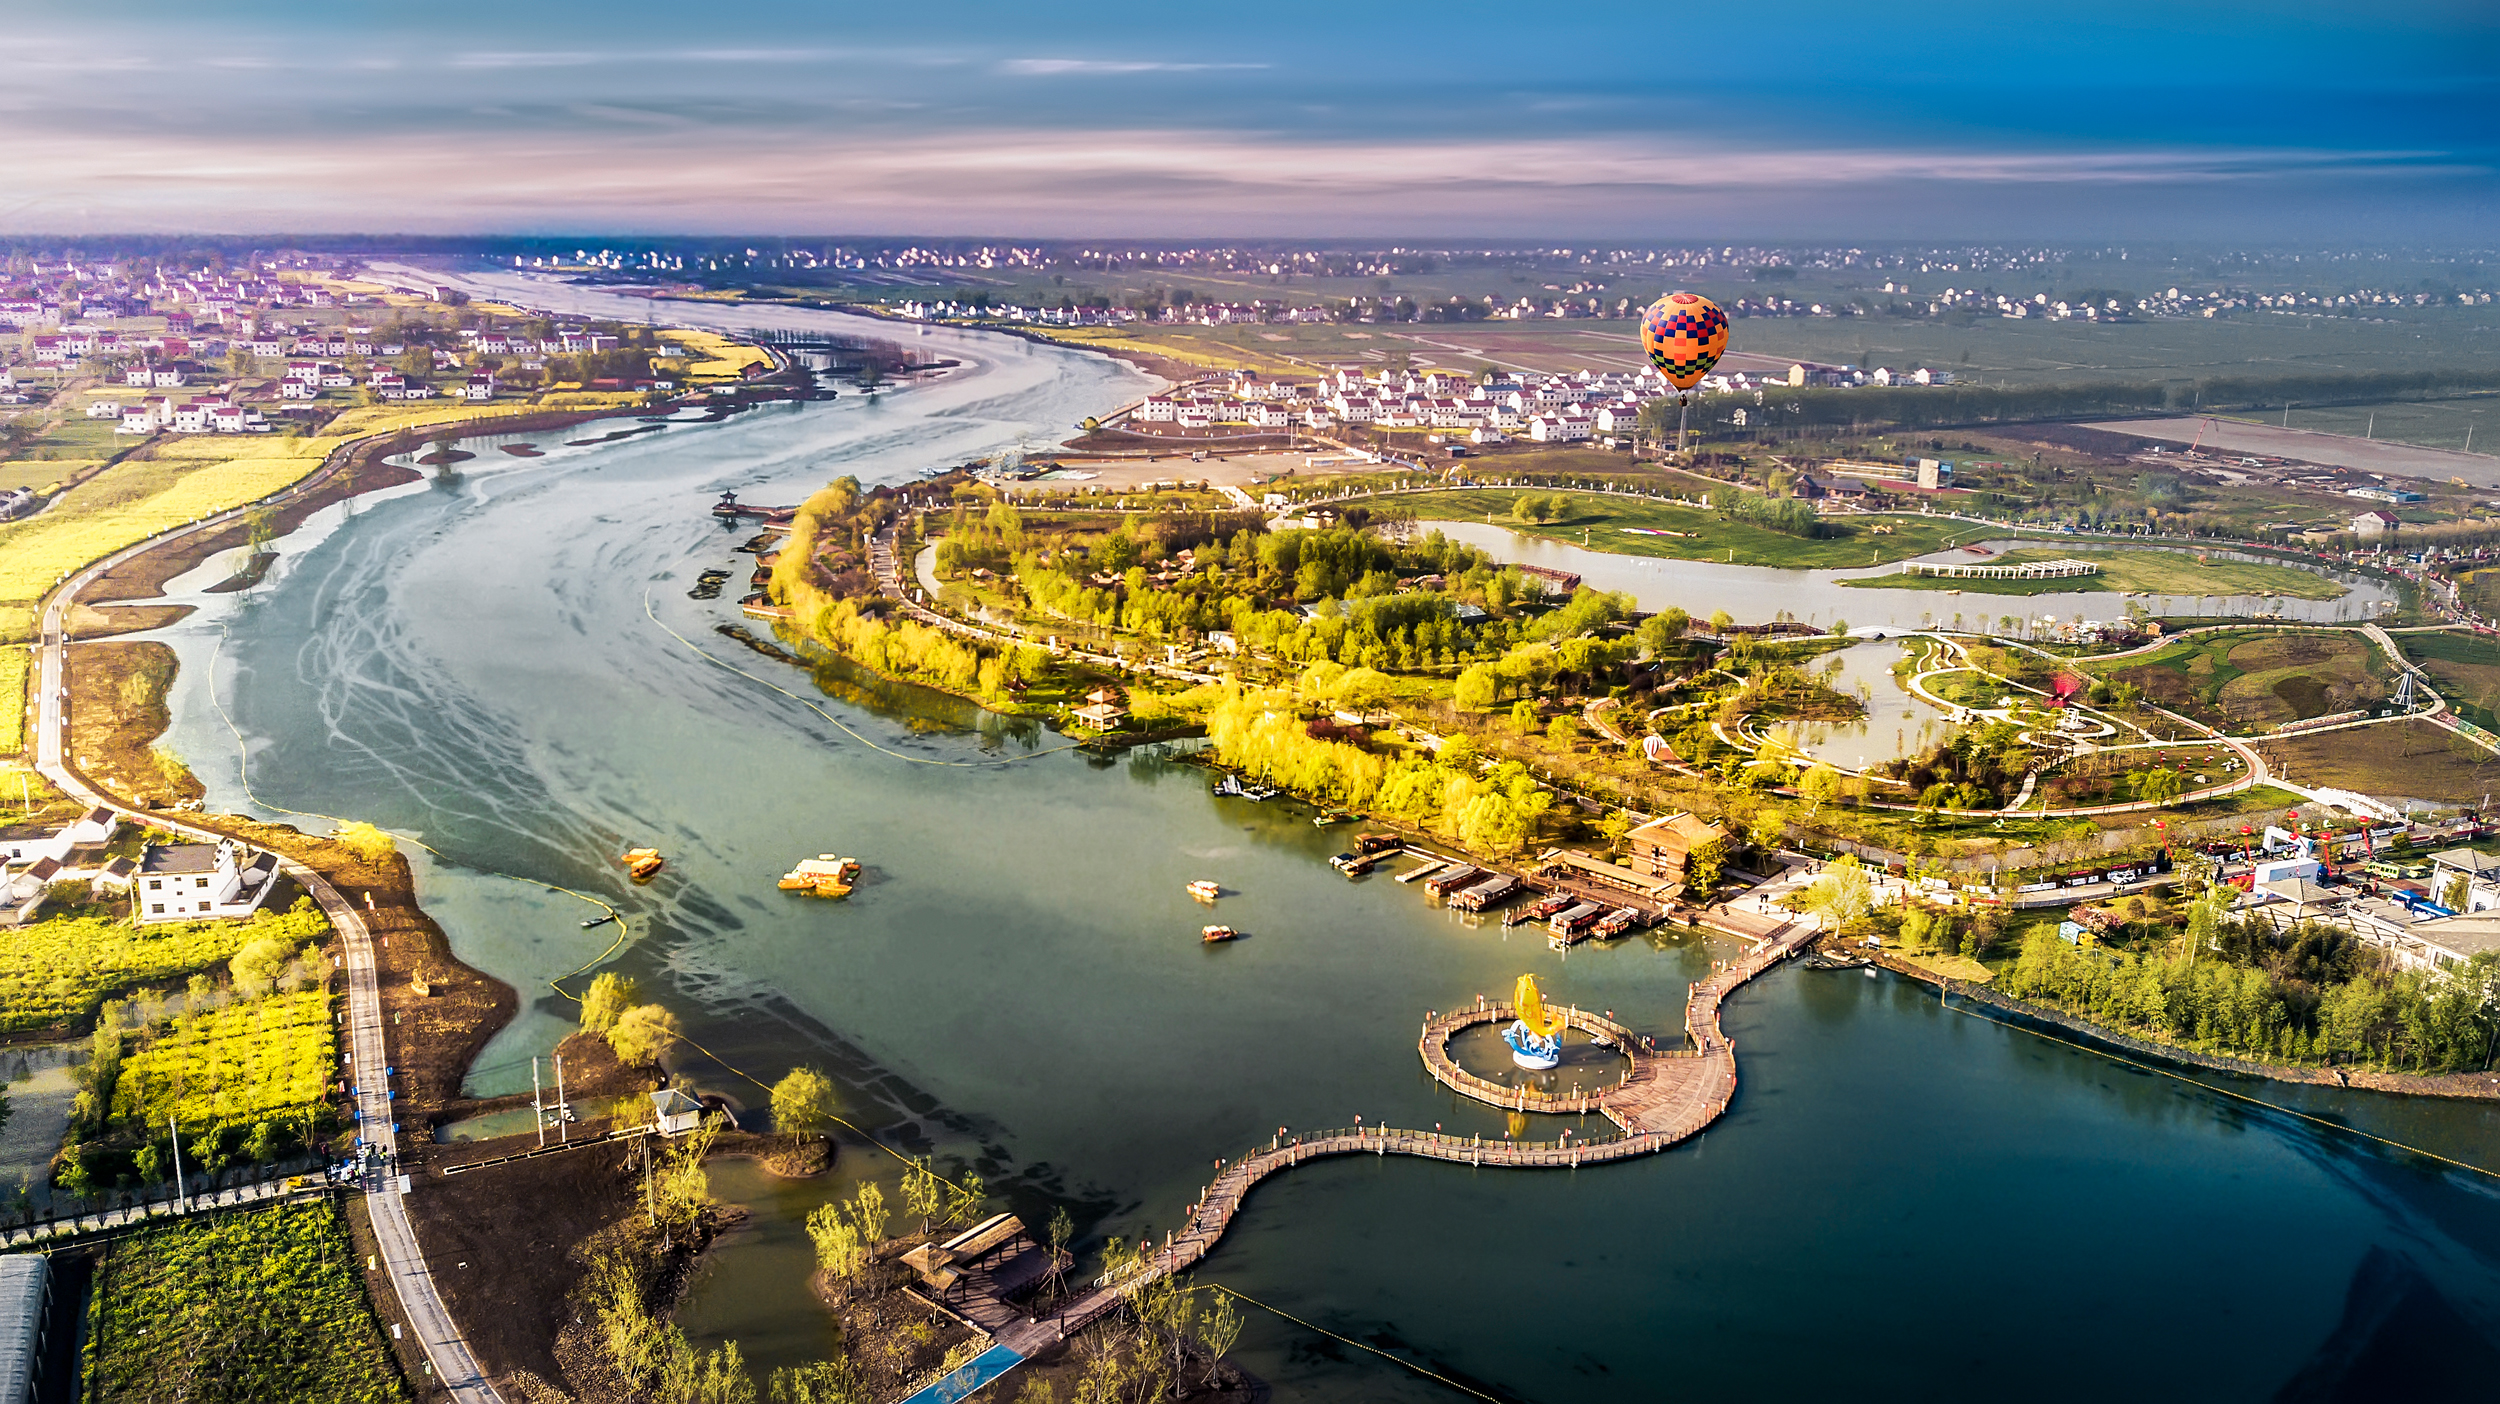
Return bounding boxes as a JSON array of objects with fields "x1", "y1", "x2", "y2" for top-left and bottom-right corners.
[
  {"x1": 622, "y1": 848, "x2": 665, "y2": 882},
  {"x1": 1201, "y1": 925, "x2": 1245, "y2": 944},
  {"x1": 1187, "y1": 879, "x2": 1223, "y2": 901},
  {"x1": 780, "y1": 855, "x2": 862, "y2": 898}
]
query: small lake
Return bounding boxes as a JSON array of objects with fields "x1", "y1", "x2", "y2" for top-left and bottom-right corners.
[{"x1": 1425, "y1": 523, "x2": 2397, "y2": 632}]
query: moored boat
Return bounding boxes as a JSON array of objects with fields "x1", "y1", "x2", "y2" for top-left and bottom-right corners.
[
  {"x1": 623, "y1": 847, "x2": 665, "y2": 882},
  {"x1": 780, "y1": 854, "x2": 863, "y2": 898}
]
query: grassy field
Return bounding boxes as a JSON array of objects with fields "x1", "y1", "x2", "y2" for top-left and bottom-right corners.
[
  {"x1": 2255, "y1": 719, "x2": 2500, "y2": 805},
  {"x1": 0, "y1": 644, "x2": 23, "y2": 754},
  {"x1": 1399, "y1": 489, "x2": 1982, "y2": 568},
  {"x1": 83, "y1": 1201, "x2": 408, "y2": 1404},
  {"x1": 1848, "y1": 547, "x2": 2346, "y2": 600},
  {"x1": 2395, "y1": 629, "x2": 2500, "y2": 731},
  {"x1": 0, "y1": 904, "x2": 328, "y2": 1033},
  {"x1": 111, "y1": 988, "x2": 333, "y2": 1131},
  {"x1": 2272, "y1": 395, "x2": 2500, "y2": 456},
  {"x1": 2095, "y1": 628, "x2": 2387, "y2": 732}
]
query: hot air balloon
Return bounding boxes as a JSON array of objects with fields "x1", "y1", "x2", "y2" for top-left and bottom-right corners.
[{"x1": 1639, "y1": 291, "x2": 1730, "y2": 457}]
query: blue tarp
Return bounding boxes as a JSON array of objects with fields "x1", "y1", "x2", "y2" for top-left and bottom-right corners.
[{"x1": 898, "y1": 1343, "x2": 1024, "y2": 1404}]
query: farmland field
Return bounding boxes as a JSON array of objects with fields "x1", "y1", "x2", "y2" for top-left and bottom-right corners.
[
  {"x1": 1849, "y1": 547, "x2": 2346, "y2": 600},
  {"x1": 111, "y1": 988, "x2": 333, "y2": 1131},
  {"x1": 83, "y1": 1201, "x2": 408, "y2": 1404},
  {"x1": 0, "y1": 904, "x2": 328, "y2": 1033},
  {"x1": 1400, "y1": 488, "x2": 1979, "y2": 568}
]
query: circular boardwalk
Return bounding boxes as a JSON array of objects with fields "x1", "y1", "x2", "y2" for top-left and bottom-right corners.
[{"x1": 998, "y1": 921, "x2": 1821, "y2": 1353}]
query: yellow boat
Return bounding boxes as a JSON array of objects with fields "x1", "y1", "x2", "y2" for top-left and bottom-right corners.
[
  {"x1": 780, "y1": 855, "x2": 862, "y2": 898},
  {"x1": 623, "y1": 847, "x2": 665, "y2": 882}
]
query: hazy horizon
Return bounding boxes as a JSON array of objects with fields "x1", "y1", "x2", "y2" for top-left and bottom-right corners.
[{"x1": 6, "y1": 1, "x2": 2495, "y2": 240}]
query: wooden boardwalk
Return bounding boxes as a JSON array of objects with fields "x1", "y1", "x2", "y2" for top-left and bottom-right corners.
[{"x1": 989, "y1": 922, "x2": 1820, "y2": 1356}]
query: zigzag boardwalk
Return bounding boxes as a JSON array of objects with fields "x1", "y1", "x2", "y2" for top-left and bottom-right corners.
[{"x1": 996, "y1": 922, "x2": 1819, "y2": 1355}]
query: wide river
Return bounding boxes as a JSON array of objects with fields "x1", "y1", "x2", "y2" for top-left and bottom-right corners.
[{"x1": 147, "y1": 274, "x2": 2499, "y2": 1399}]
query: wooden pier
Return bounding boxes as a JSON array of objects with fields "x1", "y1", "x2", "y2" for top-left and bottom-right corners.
[{"x1": 977, "y1": 920, "x2": 1821, "y2": 1359}]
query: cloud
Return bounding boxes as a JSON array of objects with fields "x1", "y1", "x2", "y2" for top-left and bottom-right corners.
[
  {"x1": 0, "y1": 124, "x2": 2477, "y2": 236},
  {"x1": 998, "y1": 58, "x2": 1268, "y2": 76}
]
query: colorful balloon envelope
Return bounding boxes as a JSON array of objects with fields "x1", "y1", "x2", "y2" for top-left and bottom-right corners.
[{"x1": 1640, "y1": 292, "x2": 1730, "y2": 390}]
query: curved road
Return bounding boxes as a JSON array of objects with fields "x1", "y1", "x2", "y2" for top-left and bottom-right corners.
[{"x1": 30, "y1": 461, "x2": 503, "y2": 1402}]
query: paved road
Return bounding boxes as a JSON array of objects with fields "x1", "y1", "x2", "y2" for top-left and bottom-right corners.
[{"x1": 31, "y1": 495, "x2": 504, "y2": 1403}]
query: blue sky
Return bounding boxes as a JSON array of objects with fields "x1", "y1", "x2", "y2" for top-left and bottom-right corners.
[{"x1": 5, "y1": 1, "x2": 2495, "y2": 237}]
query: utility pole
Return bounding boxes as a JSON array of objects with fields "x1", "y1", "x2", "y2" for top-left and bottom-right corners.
[
  {"x1": 555, "y1": 1055, "x2": 569, "y2": 1145},
  {"x1": 169, "y1": 1115, "x2": 189, "y2": 1213},
  {"x1": 533, "y1": 1057, "x2": 544, "y2": 1148}
]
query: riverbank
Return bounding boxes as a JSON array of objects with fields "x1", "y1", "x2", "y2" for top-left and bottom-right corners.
[{"x1": 1867, "y1": 947, "x2": 2500, "y2": 1101}]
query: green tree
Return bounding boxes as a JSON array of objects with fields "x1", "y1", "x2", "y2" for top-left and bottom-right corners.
[
  {"x1": 770, "y1": 1360, "x2": 870, "y2": 1404},
  {"x1": 769, "y1": 1066, "x2": 837, "y2": 1143},
  {"x1": 1684, "y1": 836, "x2": 1728, "y2": 892},
  {"x1": 1798, "y1": 762, "x2": 1842, "y2": 811},
  {"x1": 580, "y1": 972, "x2": 639, "y2": 1033},
  {"x1": 1635, "y1": 608, "x2": 1689, "y2": 656},
  {"x1": 1510, "y1": 698, "x2": 1540, "y2": 735},
  {"x1": 902, "y1": 1156, "x2": 947, "y2": 1234},
  {"x1": 606, "y1": 1003, "x2": 683, "y2": 1066},
  {"x1": 1803, "y1": 855, "x2": 1875, "y2": 931},
  {"x1": 331, "y1": 820, "x2": 396, "y2": 865}
]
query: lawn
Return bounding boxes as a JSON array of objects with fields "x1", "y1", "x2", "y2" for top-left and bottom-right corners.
[
  {"x1": 1847, "y1": 547, "x2": 2346, "y2": 601},
  {"x1": 2397, "y1": 628, "x2": 2500, "y2": 731},
  {"x1": 0, "y1": 904, "x2": 328, "y2": 1033},
  {"x1": 111, "y1": 988, "x2": 334, "y2": 1132},
  {"x1": 1399, "y1": 489, "x2": 1981, "y2": 569},
  {"x1": 2094, "y1": 629, "x2": 2387, "y2": 732},
  {"x1": 83, "y1": 1201, "x2": 408, "y2": 1404}
]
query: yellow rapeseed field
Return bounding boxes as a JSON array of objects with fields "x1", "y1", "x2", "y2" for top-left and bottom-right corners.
[{"x1": 671, "y1": 328, "x2": 772, "y2": 380}]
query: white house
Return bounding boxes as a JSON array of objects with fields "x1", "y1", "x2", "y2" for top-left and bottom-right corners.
[
  {"x1": 135, "y1": 839, "x2": 280, "y2": 924},
  {"x1": 0, "y1": 806, "x2": 118, "y2": 866},
  {"x1": 1528, "y1": 414, "x2": 1594, "y2": 443},
  {"x1": 86, "y1": 399, "x2": 121, "y2": 420},
  {"x1": 2353, "y1": 510, "x2": 2399, "y2": 538},
  {"x1": 650, "y1": 1086, "x2": 706, "y2": 1136}
]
